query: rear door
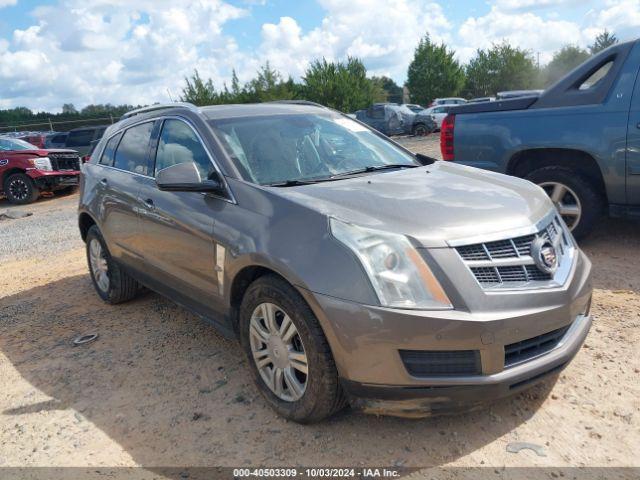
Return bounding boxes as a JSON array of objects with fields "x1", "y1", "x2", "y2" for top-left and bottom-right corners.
[
  {"x1": 627, "y1": 65, "x2": 640, "y2": 205},
  {"x1": 136, "y1": 117, "x2": 222, "y2": 313},
  {"x1": 96, "y1": 122, "x2": 155, "y2": 269}
]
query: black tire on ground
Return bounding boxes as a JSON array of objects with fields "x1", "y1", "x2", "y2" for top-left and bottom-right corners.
[
  {"x1": 3, "y1": 173, "x2": 39, "y2": 204},
  {"x1": 525, "y1": 166, "x2": 604, "y2": 240},
  {"x1": 413, "y1": 124, "x2": 428, "y2": 136},
  {"x1": 85, "y1": 225, "x2": 141, "y2": 304},
  {"x1": 239, "y1": 274, "x2": 346, "y2": 423}
]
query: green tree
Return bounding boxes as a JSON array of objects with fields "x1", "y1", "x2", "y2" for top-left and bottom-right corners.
[
  {"x1": 245, "y1": 62, "x2": 299, "y2": 102},
  {"x1": 302, "y1": 57, "x2": 378, "y2": 112},
  {"x1": 406, "y1": 34, "x2": 465, "y2": 104},
  {"x1": 589, "y1": 30, "x2": 618, "y2": 55},
  {"x1": 544, "y1": 45, "x2": 591, "y2": 86},
  {"x1": 371, "y1": 76, "x2": 403, "y2": 103},
  {"x1": 62, "y1": 103, "x2": 78, "y2": 114},
  {"x1": 464, "y1": 42, "x2": 537, "y2": 97},
  {"x1": 180, "y1": 70, "x2": 223, "y2": 106}
]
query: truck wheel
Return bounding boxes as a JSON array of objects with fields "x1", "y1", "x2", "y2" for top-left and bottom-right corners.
[
  {"x1": 239, "y1": 275, "x2": 346, "y2": 423},
  {"x1": 86, "y1": 225, "x2": 141, "y2": 304},
  {"x1": 413, "y1": 124, "x2": 428, "y2": 136},
  {"x1": 526, "y1": 167, "x2": 603, "y2": 240},
  {"x1": 3, "y1": 173, "x2": 39, "y2": 204}
]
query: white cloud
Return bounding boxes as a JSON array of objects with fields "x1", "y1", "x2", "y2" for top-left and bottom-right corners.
[
  {"x1": 584, "y1": 0, "x2": 640, "y2": 41},
  {"x1": 0, "y1": 0, "x2": 17, "y2": 8},
  {"x1": 492, "y1": 0, "x2": 581, "y2": 11},
  {"x1": 0, "y1": 0, "x2": 248, "y2": 111},
  {"x1": 257, "y1": 0, "x2": 452, "y2": 82},
  {"x1": 457, "y1": 7, "x2": 585, "y2": 64}
]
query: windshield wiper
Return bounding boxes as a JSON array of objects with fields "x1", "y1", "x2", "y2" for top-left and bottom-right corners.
[
  {"x1": 266, "y1": 179, "x2": 327, "y2": 187},
  {"x1": 330, "y1": 163, "x2": 418, "y2": 179}
]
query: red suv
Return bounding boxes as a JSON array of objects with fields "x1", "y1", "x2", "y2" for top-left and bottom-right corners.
[{"x1": 0, "y1": 136, "x2": 81, "y2": 204}]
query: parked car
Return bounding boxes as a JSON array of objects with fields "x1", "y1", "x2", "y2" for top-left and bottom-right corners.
[
  {"x1": 0, "y1": 136, "x2": 81, "y2": 204},
  {"x1": 402, "y1": 103, "x2": 425, "y2": 113},
  {"x1": 78, "y1": 101, "x2": 592, "y2": 422},
  {"x1": 496, "y1": 90, "x2": 544, "y2": 100},
  {"x1": 355, "y1": 103, "x2": 435, "y2": 136},
  {"x1": 45, "y1": 132, "x2": 69, "y2": 149},
  {"x1": 420, "y1": 105, "x2": 451, "y2": 130},
  {"x1": 65, "y1": 125, "x2": 108, "y2": 156},
  {"x1": 467, "y1": 97, "x2": 496, "y2": 103},
  {"x1": 15, "y1": 132, "x2": 46, "y2": 149},
  {"x1": 430, "y1": 97, "x2": 467, "y2": 107},
  {"x1": 444, "y1": 39, "x2": 640, "y2": 239}
]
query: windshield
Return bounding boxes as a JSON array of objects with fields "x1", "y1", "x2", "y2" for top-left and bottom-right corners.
[
  {"x1": 208, "y1": 113, "x2": 418, "y2": 185},
  {"x1": 0, "y1": 137, "x2": 37, "y2": 151}
]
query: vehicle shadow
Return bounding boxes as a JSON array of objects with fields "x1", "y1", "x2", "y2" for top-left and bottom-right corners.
[
  {"x1": 579, "y1": 217, "x2": 640, "y2": 293},
  {"x1": 0, "y1": 273, "x2": 556, "y2": 470}
]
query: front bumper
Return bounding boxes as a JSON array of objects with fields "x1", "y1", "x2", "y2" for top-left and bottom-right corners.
[
  {"x1": 28, "y1": 169, "x2": 80, "y2": 189},
  {"x1": 299, "y1": 249, "x2": 592, "y2": 416}
]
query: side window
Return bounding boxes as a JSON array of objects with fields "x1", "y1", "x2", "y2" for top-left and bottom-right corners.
[
  {"x1": 369, "y1": 106, "x2": 385, "y2": 119},
  {"x1": 579, "y1": 61, "x2": 613, "y2": 90},
  {"x1": 154, "y1": 119, "x2": 214, "y2": 179},
  {"x1": 113, "y1": 122, "x2": 154, "y2": 175},
  {"x1": 66, "y1": 129, "x2": 93, "y2": 147},
  {"x1": 99, "y1": 133, "x2": 121, "y2": 166}
]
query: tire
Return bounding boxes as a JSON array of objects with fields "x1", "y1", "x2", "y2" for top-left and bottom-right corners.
[
  {"x1": 239, "y1": 275, "x2": 346, "y2": 423},
  {"x1": 525, "y1": 166, "x2": 604, "y2": 240},
  {"x1": 86, "y1": 225, "x2": 141, "y2": 304},
  {"x1": 3, "y1": 173, "x2": 39, "y2": 204},
  {"x1": 413, "y1": 124, "x2": 428, "y2": 136}
]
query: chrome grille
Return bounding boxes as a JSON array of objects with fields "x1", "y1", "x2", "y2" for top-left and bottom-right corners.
[{"x1": 456, "y1": 215, "x2": 573, "y2": 289}]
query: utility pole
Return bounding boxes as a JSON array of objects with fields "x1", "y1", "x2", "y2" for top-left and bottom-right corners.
[{"x1": 537, "y1": 52, "x2": 540, "y2": 70}]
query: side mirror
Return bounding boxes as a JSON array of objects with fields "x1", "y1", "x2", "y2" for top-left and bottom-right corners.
[
  {"x1": 156, "y1": 162, "x2": 225, "y2": 194},
  {"x1": 415, "y1": 153, "x2": 435, "y2": 166}
]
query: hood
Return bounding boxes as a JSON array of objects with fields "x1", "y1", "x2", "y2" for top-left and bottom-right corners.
[
  {"x1": 7, "y1": 148, "x2": 78, "y2": 157},
  {"x1": 272, "y1": 162, "x2": 554, "y2": 248}
]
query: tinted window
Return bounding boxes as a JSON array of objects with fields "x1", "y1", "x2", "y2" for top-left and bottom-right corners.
[
  {"x1": 579, "y1": 61, "x2": 613, "y2": 90},
  {"x1": 66, "y1": 129, "x2": 94, "y2": 147},
  {"x1": 368, "y1": 106, "x2": 385, "y2": 119},
  {"x1": 99, "y1": 133, "x2": 121, "y2": 166},
  {"x1": 113, "y1": 122, "x2": 153, "y2": 175},
  {"x1": 154, "y1": 119, "x2": 214, "y2": 179},
  {"x1": 52, "y1": 134, "x2": 67, "y2": 143}
]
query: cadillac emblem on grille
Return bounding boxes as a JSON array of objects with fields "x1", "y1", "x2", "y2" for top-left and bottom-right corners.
[{"x1": 531, "y1": 236, "x2": 558, "y2": 275}]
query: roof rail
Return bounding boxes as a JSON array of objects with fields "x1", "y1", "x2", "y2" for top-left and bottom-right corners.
[
  {"x1": 268, "y1": 100, "x2": 326, "y2": 108},
  {"x1": 121, "y1": 102, "x2": 199, "y2": 120}
]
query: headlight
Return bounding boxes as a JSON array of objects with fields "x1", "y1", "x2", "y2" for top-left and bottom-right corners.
[
  {"x1": 30, "y1": 157, "x2": 52, "y2": 171},
  {"x1": 330, "y1": 218, "x2": 452, "y2": 310}
]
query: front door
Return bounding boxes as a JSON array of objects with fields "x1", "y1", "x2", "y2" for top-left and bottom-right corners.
[{"x1": 137, "y1": 118, "x2": 222, "y2": 313}]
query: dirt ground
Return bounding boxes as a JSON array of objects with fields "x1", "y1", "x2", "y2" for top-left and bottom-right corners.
[{"x1": 0, "y1": 137, "x2": 639, "y2": 471}]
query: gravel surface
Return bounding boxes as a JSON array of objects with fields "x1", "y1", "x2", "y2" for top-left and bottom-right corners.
[
  {"x1": 0, "y1": 135, "x2": 638, "y2": 471},
  {"x1": 0, "y1": 193, "x2": 81, "y2": 263}
]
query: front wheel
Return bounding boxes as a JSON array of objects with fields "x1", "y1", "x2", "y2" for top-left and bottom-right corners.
[
  {"x1": 239, "y1": 275, "x2": 345, "y2": 423},
  {"x1": 3, "y1": 173, "x2": 39, "y2": 204},
  {"x1": 526, "y1": 166, "x2": 604, "y2": 240},
  {"x1": 86, "y1": 225, "x2": 141, "y2": 304},
  {"x1": 413, "y1": 124, "x2": 428, "y2": 136}
]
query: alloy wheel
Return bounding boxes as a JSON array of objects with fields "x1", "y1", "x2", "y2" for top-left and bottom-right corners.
[
  {"x1": 89, "y1": 239, "x2": 110, "y2": 293},
  {"x1": 249, "y1": 302, "x2": 308, "y2": 402},
  {"x1": 539, "y1": 181, "x2": 582, "y2": 231},
  {"x1": 8, "y1": 178, "x2": 29, "y2": 201}
]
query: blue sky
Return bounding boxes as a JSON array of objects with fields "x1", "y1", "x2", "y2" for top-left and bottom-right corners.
[{"x1": 0, "y1": 0, "x2": 639, "y2": 111}]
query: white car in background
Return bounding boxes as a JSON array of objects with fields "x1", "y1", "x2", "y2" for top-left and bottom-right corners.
[
  {"x1": 429, "y1": 97, "x2": 467, "y2": 107},
  {"x1": 421, "y1": 105, "x2": 453, "y2": 130}
]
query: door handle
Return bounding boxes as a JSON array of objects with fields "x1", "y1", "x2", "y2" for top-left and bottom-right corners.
[
  {"x1": 99, "y1": 178, "x2": 108, "y2": 186},
  {"x1": 142, "y1": 198, "x2": 155, "y2": 209}
]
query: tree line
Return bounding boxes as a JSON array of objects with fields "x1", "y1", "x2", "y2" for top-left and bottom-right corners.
[{"x1": 0, "y1": 30, "x2": 619, "y2": 129}]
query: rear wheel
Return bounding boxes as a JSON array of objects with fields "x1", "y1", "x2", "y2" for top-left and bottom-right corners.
[
  {"x1": 526, "y1": 166, "x2": 603, "y2": 239},
  {"x1": 86, "y1": 225, "x2": 141, "y2": 304},
  {"x1": 239, "y1": 275, "x2": 345, "y2": 423},
  {"x1": 3, "y1": 173, "x2": 39, "y2": 204}
]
